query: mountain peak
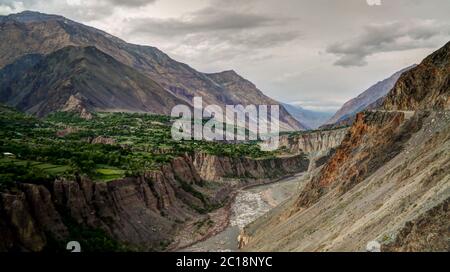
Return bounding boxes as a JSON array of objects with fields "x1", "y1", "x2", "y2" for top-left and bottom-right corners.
[
  {"x1": 1, "y1": 10, "x2": 66, "y2": 23},
  {"x1": 206, "y1": 70, "x2": 249, "y2": 85}
]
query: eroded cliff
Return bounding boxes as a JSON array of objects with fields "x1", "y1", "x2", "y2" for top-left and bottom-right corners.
[{"x1": 0, "y1": 152, "x2": 309, "y2": 252}]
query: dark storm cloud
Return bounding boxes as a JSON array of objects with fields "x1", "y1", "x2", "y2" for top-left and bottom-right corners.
[{"x1": 327, "y1": 20, "x2": 450, "y2": 67}]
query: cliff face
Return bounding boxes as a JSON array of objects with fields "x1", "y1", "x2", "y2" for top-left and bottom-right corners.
[
  {"x1": 0, "y1": 152, "x2": 308, "y2": 252},
  {"x1": 278, "y1": 128, "x2": 348, "y2": 156},
  {"x1": 276, "y1": 128, "x2": 348, "y2": 171},
  {"x1": 192, "y1": 153, "x2": 309, "y2": 182},
  {"x1": 0, "y1": 156, "x2": 202, "y2": 252}
]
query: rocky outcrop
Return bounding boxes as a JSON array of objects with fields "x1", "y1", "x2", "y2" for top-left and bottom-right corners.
[
  {"x1": 382, "y1": 198, "x2": 449, "y2": 252},
  {"x1": 91, "y1": 136, "x2": 116, "y2": 145},
  {"x1": 383, "y1": 41, "x2": 450, "y2": 111},
  {"x1": 0, "y1": 151, "x2": 309, "y2": 252},
  {"x1": 61, "y1": 94, "x2": 93, "y2": 120}
]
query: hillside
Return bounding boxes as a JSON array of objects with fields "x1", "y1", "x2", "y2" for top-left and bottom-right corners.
[
  {"x1": 241, "y1": 41, "x2": 450, "y2": 252},
  {"x1": 0, "y1": 11, "x2": 303, "y2": 130},
  {"x1": 325, "y1": 65, "x2": 416, "y2": 127},
  {"x1": 383, "y1": 41, "x2": 450, "y2": 111},
  {"x1": 0, "y1": 46, "x2": 187, "y2": 117}
]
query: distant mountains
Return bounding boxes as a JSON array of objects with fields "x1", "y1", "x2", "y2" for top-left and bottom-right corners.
[
  {"x1": 282, "y1": 103, "x2": 333, "y2": 129},
  {"x1": 0, "y1": 11, "x2": 305, "y2": 130},
  {"x1": 324, "y1": 65, "x2": 417, "y2": 127}
]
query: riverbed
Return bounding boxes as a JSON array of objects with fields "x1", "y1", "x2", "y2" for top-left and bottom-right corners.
[{"x1": 183, "y1": 174, "x2": 305, "y2": 252}]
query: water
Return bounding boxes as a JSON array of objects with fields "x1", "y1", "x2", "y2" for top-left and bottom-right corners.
[{"x1": 184, "y1": 174, "x2": 303, "y2": 252}]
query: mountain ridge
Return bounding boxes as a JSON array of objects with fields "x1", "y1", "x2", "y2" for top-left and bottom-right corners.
[
  {"x1": 0, "y1": 11, "x2": 304, "y2": 130},
  {"x1": 324, "y1": 65, "x2": 417, "y2": 127},
  {"x1": 282, "y1": 103, "x2": 333, "y2": 129},
  {"x1": 0, "y1": 45, "x2": 188, "y2": 116}
]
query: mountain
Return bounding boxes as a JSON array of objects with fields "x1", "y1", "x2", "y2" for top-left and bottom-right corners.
[
  {"x1": 282, "y1": 103, "x2": 333, "y2": 129},
  {"x1": 383, "y1": 41, "x2": 450, "y2": 111},
  {"x1": 324, "y1": 65, "x2": 416, "y2": 127},
  {"x1": 0, "y1": 11, "x2": 304, "y2": 130},
  {"x1": 0, "y1": 46, "x2": 187, "y2": 117},
  {"x1": 240, "y1": 41, "x2": 450, "y2": 252}
]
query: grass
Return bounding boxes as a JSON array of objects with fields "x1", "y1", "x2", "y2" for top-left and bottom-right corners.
[
  {"x1": 1, "y1": 107, "x2": 281, "y2": 186},
  {"x1": 0, "y1": 158, "x2": 71, "y2": 175},
  {"x1": 95, "y1": 165, "x2": 126, "y2": 181}
]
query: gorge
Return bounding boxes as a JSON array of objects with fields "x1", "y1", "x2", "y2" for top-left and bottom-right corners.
[{"x1": 0, "y1": 10, "x2": 448, "y2": 253}]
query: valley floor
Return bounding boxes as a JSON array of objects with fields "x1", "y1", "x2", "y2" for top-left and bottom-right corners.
[{"x1": 181, "y1": 173, "x2": 307, "y2": 252}]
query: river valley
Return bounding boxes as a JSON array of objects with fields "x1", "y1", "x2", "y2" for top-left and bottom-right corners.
[{"x1": 183, "y1": 174, "x2": 306, "y2": 252}]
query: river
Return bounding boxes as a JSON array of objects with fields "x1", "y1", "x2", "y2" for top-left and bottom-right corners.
[{"x1": 183, "y1": 174, "x2": 305, "y2": 252}]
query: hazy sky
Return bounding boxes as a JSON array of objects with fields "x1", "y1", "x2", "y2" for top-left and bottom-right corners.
[{"x1": 1, "y1": 0, "x2": 449, "y2": 112}]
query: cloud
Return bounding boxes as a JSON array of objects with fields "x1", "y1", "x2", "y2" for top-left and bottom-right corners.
[
  {"x1": 127, "y1": 7, "x2": 289, "y2": 37},
  {"x1": 108, "y1": 0, "x2": 156, "y2": 7},
  {"x1": 125, "y1": 4, "x2": 300, "y2": 63},
  {"x1": 289, "y1": 99, "x2": 345, "y2": 113},
  {"x1": 327, "y1": 19, "x2": 450, "y2": 67},
  {"x1": 0, "y1": 0, "x2": 157, "y2": 19}
]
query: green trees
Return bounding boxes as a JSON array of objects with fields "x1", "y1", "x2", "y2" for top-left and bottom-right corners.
[{"x1": 1, "y1": 108, "x2": 276, "y2": 186}]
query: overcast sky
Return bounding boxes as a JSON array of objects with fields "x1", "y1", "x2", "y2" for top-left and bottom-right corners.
[{"x1": 1, "y1": 0, "x2": 449, "y2": 112}]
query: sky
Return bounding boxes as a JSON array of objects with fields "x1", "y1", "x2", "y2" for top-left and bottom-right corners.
[{"x1": 1, "y1": 0, "x2": 449, "y2": 112}]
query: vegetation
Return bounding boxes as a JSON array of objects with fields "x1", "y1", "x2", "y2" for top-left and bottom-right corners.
[{"x1": 0, "y1": 105, "x2": 276, "y2": 188}]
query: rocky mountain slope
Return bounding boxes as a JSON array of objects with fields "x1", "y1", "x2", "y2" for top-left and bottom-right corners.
[
  {"x1": 283, "y1": 103, "x2": 333, "y2": 129},
  {"x1": 240, "y1": 41, "x2": 450, "y2": 252},
  {"x1": 0, "y1": 46, "x2": 187, "y2": 117},
  {"x1": 0, "y1": 11, "x2": 303, "y2": 130},
  {"x1": 324, "y1": 65, "x2": 416, "y2": 127},
  {"x1": 383, "y1": 42, "x2": 450, "y2": 111}
]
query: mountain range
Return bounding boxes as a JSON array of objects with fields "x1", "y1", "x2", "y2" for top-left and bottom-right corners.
[
  {"x1": 282, "y1": 103, "x2": 333, "y2": 129},
  {"x1": 0, "y1": 10, "x2": 448, "y2": 253},
  {"x1": 0, "y1": 11, "x2": 305, "y2": 130}
]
